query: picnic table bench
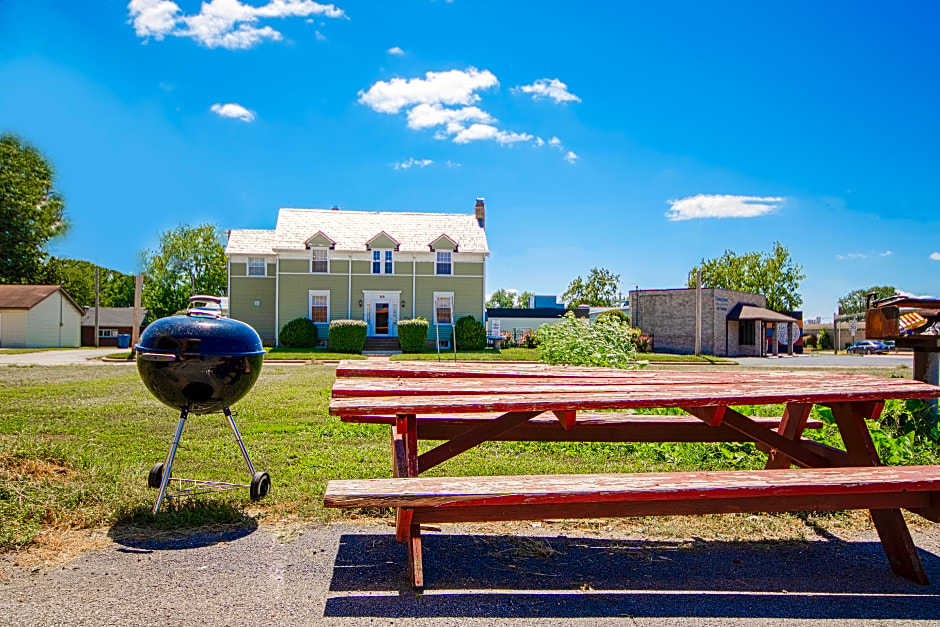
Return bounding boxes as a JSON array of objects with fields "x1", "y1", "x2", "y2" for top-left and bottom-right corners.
[{"x1": 325, "y1": 360, "x2": 940, "y2": 589}]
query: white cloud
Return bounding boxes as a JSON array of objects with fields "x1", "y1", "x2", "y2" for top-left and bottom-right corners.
[
  {"x1": 210, "y1": 102, "x2": 256, "y2": 122},
  {"x1": 359, "y1": 68, "x2": 538, "y2": 146},
  {"x1": 127, "y1": 0, "x2": 345, "y2": 50},
  {"x1": 534, "y1": 137, "x2": 545, "y2": 147},
  {"x1": 405, "y1": 104, "x2": 493, "y2": 130},
  {"x1": 392, "y1": 157, "x2": 433, "y2": 170},
  {"x1": 387, "y1": 45, "x2": 404, "y2": 55},
  {"x1": 445, "y1": 160, "x2": 461, "y2": 167},
  {"x1": 897, "y1": 289, "x2": 937, "y2": 299},
  {"x1": 665, "y1": 194, "x2": 783, "y2": 221},
  {"x1": 314, "y1": 30, "x2": 326, "y2": 41},
  {"x1": 564, "y1": 151, "x2": 578, "y2": 164},
  {"x1": 358, "y1": 67, "x2": 498, "y2": 114},
  {"x1": 548, "y1": 136, "x2": 562, "y2": 147},
  {"x1": 512, "y1": 78, "x2": 581, "y2": 104},
  {"x1": 452, "y1": 124, "x2": 532, "y2": 145},
  {"x1": 880, "y1": 250, "x2": 893, "y2": 257},
  {"x1": 836, "y1": 252, "x2": 867, "y2": 260},
  {"x1": 931, "y1": 252, "x2": 940, "y2": 261}
]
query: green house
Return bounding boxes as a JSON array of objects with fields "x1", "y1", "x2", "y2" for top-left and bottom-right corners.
[{"x1": 225, "y1": 199, "x2": 489, "y2": 348}]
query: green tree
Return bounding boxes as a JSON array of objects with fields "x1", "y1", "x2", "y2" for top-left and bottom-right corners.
[
  {"x1": 838, "y1": 285, "x2": 896, "y2": 319},
  {"x1": 516, "y1": 291, "x2": 535, "y2": 308},
  {"x1": 0, "y1": 134, "x2": 68, "y2": 284},
  {"x1": 562, "y1": 267, "x2": 621, "y2": 308},
  {"x1": 687, "y1": 242, "x2": 805, "y2": 311},
  {"x1": 141, "y1": 224, "x2": 227, "y2": 320},
  {"x1": 43, "y1": 257, "x2": 135, "y2": 308},
  {"x1": 486, "y1": 288, "x2": 517, "y2": 308}
]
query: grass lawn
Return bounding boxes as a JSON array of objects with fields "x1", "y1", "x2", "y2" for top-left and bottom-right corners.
[
  {"x1": 391, "y1": 348, "x2": 541, "y2": 361},
  {"x1": 2, "y1": 363, "x2": 936, "y2": 556},
  {"x1": 264, "y1": 348, "x2": 366, "y2": 361},
  {"x1": 101, "y1": 348, "x2": 368, "y2": 361},
  {"x1": 0, "y1": 348, "x2": 75, "y2": 355}
]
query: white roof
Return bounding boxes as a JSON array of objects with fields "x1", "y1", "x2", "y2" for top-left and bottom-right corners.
[
  {"x1": 227, "y1": 208, "x2": 489, "y2": 255},
  {"x1": 225, "y1": 229, "x2": 276, "y2": 255}
]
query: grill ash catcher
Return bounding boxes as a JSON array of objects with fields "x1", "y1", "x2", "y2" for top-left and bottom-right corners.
[{"x1": 135, "y1": 297, "x2": 270, "y2": 514}]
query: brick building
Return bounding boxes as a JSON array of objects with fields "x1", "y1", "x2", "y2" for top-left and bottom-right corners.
[{"x1": 629, "y1": 288, "x2": 800, "y2": 357}]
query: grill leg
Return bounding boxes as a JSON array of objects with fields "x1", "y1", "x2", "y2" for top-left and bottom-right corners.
[
  {"x1": 224, "y1": 407, "x2": 256, "y2": 476},
  {"x1": 153, "y1": 408, "x2": 188, "y2": 515}
]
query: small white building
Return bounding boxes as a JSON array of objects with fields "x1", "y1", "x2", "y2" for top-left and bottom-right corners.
[{"x1": 0, "y1": 285, "x2": 83, "y2": 348}]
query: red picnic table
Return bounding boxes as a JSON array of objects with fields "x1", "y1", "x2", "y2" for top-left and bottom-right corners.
[{"x1": 324, "y1": 360, "x2": 940, "y2": 589}]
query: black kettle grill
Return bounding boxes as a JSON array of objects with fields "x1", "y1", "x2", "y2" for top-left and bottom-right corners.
[{"x1": 136, "y1": 300, "x2": 270, "y2": 514}]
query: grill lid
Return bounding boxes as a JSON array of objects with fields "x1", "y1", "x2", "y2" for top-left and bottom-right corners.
[{"x1": 136, "y1": 313, "x2": 265, "y2": 356}]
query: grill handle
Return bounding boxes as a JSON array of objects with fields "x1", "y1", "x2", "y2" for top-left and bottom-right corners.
[{"x1": 137, "y1": 352, "x2": 178, "y2": 362}]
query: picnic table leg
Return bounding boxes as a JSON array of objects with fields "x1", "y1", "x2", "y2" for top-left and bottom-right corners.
[
  {"x1": 395, "y1": 413, "x2": 424, "y2": 588},
  {"x1": 830, "y1": 401, "x2": 929, "y2": 585},
  {"x1": 765, "y1": 403, "x2": 812, "y2": 469}
]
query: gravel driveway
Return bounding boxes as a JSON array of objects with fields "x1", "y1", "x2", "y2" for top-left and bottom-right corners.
[{"x1": 2, "y1": 522, "x2": 939, "y2": 626}]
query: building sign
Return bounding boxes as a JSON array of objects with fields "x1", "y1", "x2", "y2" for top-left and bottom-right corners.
[{"x1": 491, "y1": 319, "x2": 501, "y2": 335}]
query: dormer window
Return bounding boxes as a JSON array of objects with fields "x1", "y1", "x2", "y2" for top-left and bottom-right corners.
[
  {"x1": 372, "y1": 250, "x2": 393, "y2": 274},
  {"x1": 310, "y1": 248, "x2": 328, "y2": 273},
  {"x1": 435, "y1": 251, "x2": 452, "y2": 275}
]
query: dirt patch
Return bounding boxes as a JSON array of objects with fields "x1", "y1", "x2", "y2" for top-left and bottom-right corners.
[
  {"x1": 0, "y1": 526, "x2": 110, "y2": 581},
  {"x1": 0, "y1": 455, "x2": 75, "y2": 482}
]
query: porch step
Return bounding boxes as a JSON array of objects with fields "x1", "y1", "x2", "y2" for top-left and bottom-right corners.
[{"x1": 364, "y1": 337, "x2": 401, "y2": 351}]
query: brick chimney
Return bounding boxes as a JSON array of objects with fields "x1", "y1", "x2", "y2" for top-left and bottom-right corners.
[{"x1": 474, "y1": 197, "x2": 485, "y2": 229}]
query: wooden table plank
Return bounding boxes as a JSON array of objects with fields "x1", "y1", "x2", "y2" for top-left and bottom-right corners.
[
  {"x1": 329, "y1": 382, "x2": 940, "y2": 416},
  {"x1": 324, "y1": 465, "x2": 940, "y2": 509}
]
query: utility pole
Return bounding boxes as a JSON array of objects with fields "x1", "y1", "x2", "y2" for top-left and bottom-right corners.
[
  {"x1": 694, "y1": 269, "x2": 702, "y2": 355},
  {"x1": 131, "y1": 274, "x2": 143, "y2": 354},
  {"x1": 94, "y1": 267, "x2": 100, "y2": 348}
]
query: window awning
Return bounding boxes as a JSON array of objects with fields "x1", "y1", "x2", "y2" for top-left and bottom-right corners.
[{"x1": 726, "y1": 303, "x2": 799, "y2": 323}]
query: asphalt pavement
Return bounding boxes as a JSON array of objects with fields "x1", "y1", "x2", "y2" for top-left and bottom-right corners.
[
  {"x1": 731, "y1": 353, "x2": 912, "y2": 368},
  {"x1": 0, "y1": 347, "x2": 128, "y2": 366},
  {"x1": 2, "y1": 521, "x2": 939, "y2": 626}
]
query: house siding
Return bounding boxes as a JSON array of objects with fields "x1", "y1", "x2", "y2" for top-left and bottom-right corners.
[
  {"x1": 231, "y1": 262, "x2": 246, "y2": 277},
  {"x1": 25, "y1": 292, "x2": 81, "y2": 348},
  {"x1": 229, "y1": 277, "x2": 277, "y2": 341},
  {"x1": 0, "y1": 311, "x2": 27, "y2": 348}
]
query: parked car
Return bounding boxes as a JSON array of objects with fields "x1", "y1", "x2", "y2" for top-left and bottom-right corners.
[
  {"x1": 847, "y1": 340, "x2": 889, "y2": 355},
  {"x1": 883, "y1": 340, "x2": 897, "y2": 352}
]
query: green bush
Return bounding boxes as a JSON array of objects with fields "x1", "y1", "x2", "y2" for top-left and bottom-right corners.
[
  {"x1": 536, "y1": 311, "x2": 640, "y2": 369},
  {"x1": 817, "y1": 328, "x2": 832, "y2": 350},
  {"x1": 397, "y1": 318, "x2": 429, "y2": 352},
  {"x1": 595, "y1": 309, "x2": 630, "y2": 325},
  {"x1": 278, "y1": 317, "x2": 318, "y2": 348},
  {"x1": 803, "y1": 334, "x2": 817, "y2": 348},
  {"x1": 328, "y1": 319, "x2": 367, "y2": 353},
  {"x1": 454, "y1": 316, "x2": 486, "y2": 350}
]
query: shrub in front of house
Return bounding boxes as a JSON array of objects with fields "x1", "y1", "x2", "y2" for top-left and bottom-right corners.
[
  {"x1": 594, "y1": 309, "x2": 630, "y2": 325},
  {"x1": 536, "y1": 311, "x2": 639, "y2": 369},
  {"x1": 817, "y1": 328, "x2": 832, "y2": 349},
  {"x1": 803, "y1": 334, "x2": 817, "y2": 348},
  {"x1": 279, "y1": 317, "x2": 318, "y2": 348},
  {"x1": 328, "y1": 319, "x2": 367, "y2": 353},
  {"x1": 455, "y1": 315, "x2": 486, "y2": 350},
  {"x1": 397, "y1": 318, "x2": 429, "y2": 353}
]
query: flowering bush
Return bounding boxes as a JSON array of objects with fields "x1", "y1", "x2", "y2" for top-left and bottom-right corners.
[{"x1": 536, "y1": 312, "x2": 641, "y2": 369}]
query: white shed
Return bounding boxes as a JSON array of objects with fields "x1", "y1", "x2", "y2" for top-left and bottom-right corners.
[{"x1": 0, "y1": 285, "x2": 83, "y2": 348}]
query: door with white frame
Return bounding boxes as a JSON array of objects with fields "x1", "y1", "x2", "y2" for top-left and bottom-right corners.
[{"x1": 363, "y1": 291, "x2": 400, "y2": 337}]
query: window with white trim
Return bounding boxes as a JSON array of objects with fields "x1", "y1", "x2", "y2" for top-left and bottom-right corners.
[
  {"x1": 310, "y1": 248, "x2": 328, "y2": 273},
  {"x1": 372, "y1": 250, "x2": 393, "y2": 274},
  {"x1": 434, "y1": 292, "x2": 454, "y2": 325},
  {"x1": 309, "y1": 290, "x2": 330, "y2": 323},
  {"x1": 247, "y1": 258, "x2": 266, "y2": 277},
  {"x1": 99, "y1": 329, "x2": 118, "y2": 338},
  {"x1": 435, "y1": 251, "x2": 452, "y2": 275}
]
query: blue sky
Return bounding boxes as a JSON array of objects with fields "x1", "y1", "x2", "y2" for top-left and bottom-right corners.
[{"x1": 1, "y1": 1, "x2": 938, "y2": 318}]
